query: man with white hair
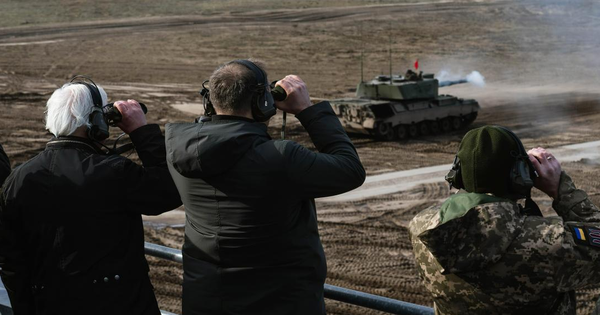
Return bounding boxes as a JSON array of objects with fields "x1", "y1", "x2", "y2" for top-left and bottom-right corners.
[{"x1": 0, "y1": 78, "x2": 181, "y2": 315}]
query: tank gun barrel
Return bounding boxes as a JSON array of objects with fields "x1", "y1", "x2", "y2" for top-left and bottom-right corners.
[{"x1": 439, "y1": 79, "x2": 468, "y2": 87}]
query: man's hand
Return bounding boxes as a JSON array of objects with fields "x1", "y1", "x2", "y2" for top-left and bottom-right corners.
[
  {"x1": 528, "y1": 147, "x2": 561, "y2": 199},
  {"x1": 114, "y1": 99, "x2": 147, "y2": 134},
  {"x1": 274, "y1": 75, "x2": 312, "y2": 115}
]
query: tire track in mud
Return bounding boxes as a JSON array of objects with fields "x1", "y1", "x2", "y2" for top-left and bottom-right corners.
[
  {"x1": 42, "y1": 42, "x2": 84, "y2": 78},
  {"x1": 316, "y1": 183, "x2": 449, "y2": 314},
  {"x1": 0, "y1": 0, "x2": 515, "y2": 45}
]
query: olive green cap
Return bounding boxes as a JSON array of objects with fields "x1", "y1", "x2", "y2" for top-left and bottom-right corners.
[{"x1": 457, "y1": 126, "x2": 519, "y2": 197}]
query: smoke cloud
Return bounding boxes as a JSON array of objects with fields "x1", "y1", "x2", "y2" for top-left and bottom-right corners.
[
  {"x1": 437, "y1": 70, "x2": 486, "y2": 88},
  {"x1": 466, "y1": 71, "x2": 485, "y2": 87},
  {"x1": 436, "y1": 70, "x2": 460, "y2": 82}
]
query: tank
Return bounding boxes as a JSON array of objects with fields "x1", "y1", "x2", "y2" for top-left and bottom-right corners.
[{"x1": 329, "y1": 70, "x2": 480, "y2": 140}]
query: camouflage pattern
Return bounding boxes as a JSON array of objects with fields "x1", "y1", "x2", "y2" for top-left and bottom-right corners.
[
  {"x1": 328, "y1": 70, "x2": 479, "y2": 140},
  {"x1": 409, "y1": 172, "x2": 600, "y2": 315}
]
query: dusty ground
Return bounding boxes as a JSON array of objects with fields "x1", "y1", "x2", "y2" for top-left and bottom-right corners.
[{"x1": 2, "y1": 0, "x2": 600, "y2": 314}]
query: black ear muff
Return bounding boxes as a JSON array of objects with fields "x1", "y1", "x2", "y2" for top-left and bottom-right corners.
[
  {"x1": 69, "y1": 76, "x2": 109, "y2": 141},
  {"x1": 495, "y1": 126, "x2": 542, "y2": 216},
  {"x1": 445, "y1": 155, "x2": 464, "y2": 190},
  {"x1": 509, "y1": 153, "x2": 535, "y2": 197},
  {"x1": 231, "y1": 59, "x2": 276, "y2": 122},
  {"x1": 495, "y1": 126, "x2": 535, "y2": 197},
  {"x1": 199, "y1": 79, "x2": 215, "y2": 119}
]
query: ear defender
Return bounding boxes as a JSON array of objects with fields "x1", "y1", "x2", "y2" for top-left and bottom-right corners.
[
  {"x1": 199, "y1": 79, "x2": 216, "y2": 118},
  {"x1": 199, "y1": 60, "x2": 277, "y2": 122},
  {"x1": 69, "y1": 76, "x2": 109, "y2": 141},
  {"x1": 231, "y1": 59, "x2": 276, "y2": 122},
  {"x1": 497, "y1": 126, "x2": 541, "y2": 216},
  {"x1": 445, "y1": 155, "x2": 464, "y2": 190},
  {"x1": 495, "y1": 126, "x2": 535, "y2": 198}
]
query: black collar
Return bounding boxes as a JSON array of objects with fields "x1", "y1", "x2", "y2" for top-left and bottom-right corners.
[
  {"x1": 46, "y1": 136, "x2": 105, "y2": 154},
  {"x1": 211, "y1": 115, "x2": 255, "y2": 123},
  {"x1": 202, "y1": 114, "x2": 269, "y2": 135}
]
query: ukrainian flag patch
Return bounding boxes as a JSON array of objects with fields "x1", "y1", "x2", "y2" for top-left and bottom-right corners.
[
  {"x1": 569, "y1": 224, "x2": 600, "y2": 248},
  {"x1": 574, "y1": 227, "x2": 586, "y2": 241}
]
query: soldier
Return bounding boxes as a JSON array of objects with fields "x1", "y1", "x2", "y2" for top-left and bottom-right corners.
[
  {"x1": 409, "y1": 125, "x2": 600, "y2": 314},
  {"x1": 404, "y1": 69, "x2": 421, "y2": 81}
]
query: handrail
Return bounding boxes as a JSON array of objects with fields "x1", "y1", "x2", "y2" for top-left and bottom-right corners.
[
  {"x1": 144, "y1": 242, "x2": 433, "y2": 315},
  {"x1": 145, "y1": 242, "x2": 183, "y2": 263}
]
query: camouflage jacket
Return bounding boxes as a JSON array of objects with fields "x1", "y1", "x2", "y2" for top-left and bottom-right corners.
[{"x1": 409, "y1": 172, "x2": 600, "y2": 315}]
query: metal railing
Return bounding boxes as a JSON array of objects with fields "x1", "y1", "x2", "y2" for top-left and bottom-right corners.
[{"x1": 145, "y1": 242, "x2": 434, "y2": 315}]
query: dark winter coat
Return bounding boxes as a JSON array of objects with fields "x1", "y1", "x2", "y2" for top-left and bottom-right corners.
[
  {"x1": 0, "y1": 144, "x2": 9, "y2": 185},
  {"x1": 165, "y1": 101, "x2": 366, "y2": 315},
  {"x1": 0, "y1": 124, "x2": 181, "y2": 315}
]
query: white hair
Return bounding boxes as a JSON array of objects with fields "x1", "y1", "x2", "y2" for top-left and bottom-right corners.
[{"x1": 45, "y1": 83, "x2": 108, "y2": 137}]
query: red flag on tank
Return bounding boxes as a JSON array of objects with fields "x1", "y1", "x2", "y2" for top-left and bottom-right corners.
[{"x1": 414, "y1": 59, "x2": 419, "y2": 70}]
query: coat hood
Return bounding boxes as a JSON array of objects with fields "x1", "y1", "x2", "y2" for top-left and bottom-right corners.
[
  {"x1": 165, "y1": 116, "x2": 270, "y2": 178},
  {"x1": 417, "y1": 193, "x2": 524, "y2": 274}
]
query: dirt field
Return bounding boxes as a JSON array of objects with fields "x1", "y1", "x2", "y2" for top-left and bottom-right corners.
[{"x1": 2, "y1": 0, "x2": 600, "y2": 314}]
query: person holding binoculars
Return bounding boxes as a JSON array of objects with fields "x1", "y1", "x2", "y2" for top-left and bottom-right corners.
[
  {"x1": 166, "y1": 59, "x2": 366, "y2": 315},
  {"x1": 0, "y1": 77, "x2": 181, "y2": 315}
]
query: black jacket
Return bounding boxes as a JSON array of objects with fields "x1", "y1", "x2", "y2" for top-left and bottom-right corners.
[
  {"x1": 0, "y1": 124, "x2": 181, "y2": 315},
  {"x1": 0, "y1": 144, "x2": 9, "y2": 185},
  {"x1": 166, "y1": 102, "x2": 366, "y2": 315}
]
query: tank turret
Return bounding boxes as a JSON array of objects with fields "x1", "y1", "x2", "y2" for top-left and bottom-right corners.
[
  {"x1": 330, "y1": 70, "x2": 480, "y2": 140},
  {"x1": 356, "y1": 70, "x2": 439, "y2": 100}
]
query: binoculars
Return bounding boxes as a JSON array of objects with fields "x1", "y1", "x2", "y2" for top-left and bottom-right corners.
[{"x1": 103, "y1": 102, "x2": 148, "y2": 126}]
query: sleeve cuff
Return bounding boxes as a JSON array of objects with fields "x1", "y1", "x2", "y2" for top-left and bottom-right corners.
[
  {"x1": 128, "y1": 124, "x2": 162, "y2": 145},
  {"x1": 295, "y1": 101, "x2": 335, "y2": 128},
  {"x1": 552, "y1": 171, "x2": 589, "y2": 215}
]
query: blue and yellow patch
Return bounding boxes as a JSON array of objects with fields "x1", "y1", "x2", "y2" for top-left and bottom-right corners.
[
  {"x1": 570, "y1": 225, "x2": 600, "y2": 248},
  {"x1": 574, "y1": 227, "x2": 586, "y2": 241}
]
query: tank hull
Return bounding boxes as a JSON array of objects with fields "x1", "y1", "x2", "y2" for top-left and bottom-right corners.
[{"x1": 330, "y1": 95, "x2": 479, "y2": 140}]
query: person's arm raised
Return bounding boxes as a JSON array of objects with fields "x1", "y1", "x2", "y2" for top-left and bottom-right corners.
[
  {"x1": 274, "y1": 75, "x2": 366, "y2": 199},
  {"x1": 529, "y1": 147, "x2": 600, "y2": 222},
  {"x1": 114, "y1": 99, "x2": 182, "y2": 214}
]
